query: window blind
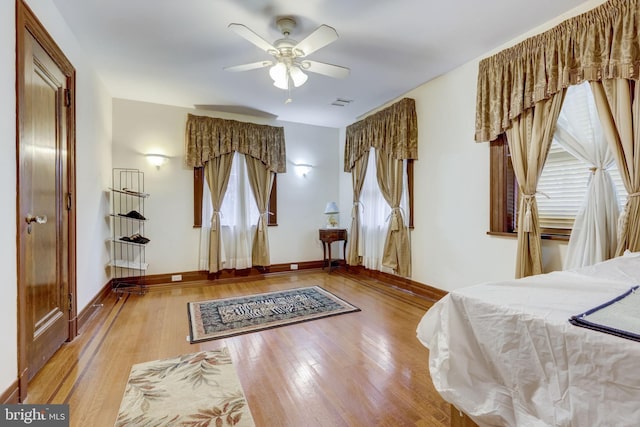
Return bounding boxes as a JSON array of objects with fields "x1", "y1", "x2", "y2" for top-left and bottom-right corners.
[{"x1": 537, "y1": 140, "x2": 627, "y2": 229}]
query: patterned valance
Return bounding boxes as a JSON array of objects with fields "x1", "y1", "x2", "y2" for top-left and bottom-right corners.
[
  {"x1": 475, "y1": 0, "x2": 640, "y2": 142},
  {"x1": 185, "y1": 114, "x2": 287, "y2": 173},
  {"x1": 344, "y1": 98, "x2": 418, "y2": 171}
]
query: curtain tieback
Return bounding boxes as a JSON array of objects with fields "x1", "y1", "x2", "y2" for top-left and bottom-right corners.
[
  {"x1": 521, "y1": 194, "x2": 536, "y2": 233},
  {"x1": 211, "y1": 210, "x2": 221, "y2": 231},
  {"x1": 587, "y1": 166, "x2": 608, "y2": 185},
  {"x1": 385, "y1": 207, "x2": 405, "y2": 231},
  {"x1": 520, "y1": 192, "x2": 549, "y2": 232},
  {"x1": 258, "y1": 211, "x2": 269, "y2": 232},
  {"x1": 351, "y1": 201, "x2": 364, "y2": 219}
]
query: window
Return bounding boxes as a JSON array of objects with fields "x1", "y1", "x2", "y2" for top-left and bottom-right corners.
[
  {"x1": 407, "y1": 159, "x2": 414, "y2": 228},
  {"x1": 202, "y1": 152, "x2": 257, "y2": 270},
  {"x1": 489, "y1": 135, "x2": 517, "y2": 234},
  {"x1": 218, "y1": 153, "x2": 260, "y2": 228},
  {"x1": 359, "y1": 148, "x2": 411, "y2": 272},
  {"x1": 536, "y1": 141, "x2": 590, "y2": 231},
  {"x1": 490, "y1": 84, "x2": 627, "y2": 238},
  {"x1": 197, "y1": 153, "x2": 276, "y2": 270},
  {"x1": 536, "y1": 141, "x2": 626, "y2": 232},
  {"x1": 490, "y1": 137, "x2": 627, "y2": 237},
  {"x1": 193, "y1": 162, "x2": 277, "y2": 228}
]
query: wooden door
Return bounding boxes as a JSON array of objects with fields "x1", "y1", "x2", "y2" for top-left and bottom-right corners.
[{"x1": 17, "y1": 1, "x2": 77, "y2": 399}]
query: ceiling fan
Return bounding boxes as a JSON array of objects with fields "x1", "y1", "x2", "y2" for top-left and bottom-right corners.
[{"x1": 224, "y1": 17, "x2": 350, "y2": 94}]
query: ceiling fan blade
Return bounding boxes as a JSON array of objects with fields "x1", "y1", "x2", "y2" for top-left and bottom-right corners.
[
  {"x1": 302, "y1": 60, "x2": 350, "y2": 79},
  {"x1": 293, "y1": 25, "x2": 339, "y2": 57},
  {"x1": 224, "y1": 60, "x2": 273, "y2": 72},
  {"x1": 228, "y1": 23, "x2": 277, "y2": 53}
]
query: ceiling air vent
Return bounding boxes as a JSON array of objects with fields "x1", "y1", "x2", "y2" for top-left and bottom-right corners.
[{"x1": 331, "y1": 98, "x2": 353, "y2": 107}]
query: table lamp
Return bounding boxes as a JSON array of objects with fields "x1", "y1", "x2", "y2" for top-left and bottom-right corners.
[{"x1": 324, "y1": 202, "x2": 339, "y2": 228}]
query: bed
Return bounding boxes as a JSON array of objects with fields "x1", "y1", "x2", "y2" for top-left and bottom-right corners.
[{"x1": 417, "y1": 252, "x2": 640, "y2": 427}]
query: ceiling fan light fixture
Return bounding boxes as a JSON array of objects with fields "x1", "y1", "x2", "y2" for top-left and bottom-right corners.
[
  {"x1": 273, "y1": 79, "x2": 289, "y2": 90},
  {"x1": 290, "y1": 66, "x2": 308, "y2": 87},
  {"x1": 269, "y1": 62, "x2": 287, "y2": 82},
  {"x1": 226, "y1": 18, "x2": 348, "y2": 93},
  {"x1": 270, "y1": 62, "x2": 289, "y2": 89}
]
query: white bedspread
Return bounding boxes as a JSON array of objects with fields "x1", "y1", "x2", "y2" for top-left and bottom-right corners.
[{"x1": 417, "y1": 253, "x2": 640, "y2": 427}]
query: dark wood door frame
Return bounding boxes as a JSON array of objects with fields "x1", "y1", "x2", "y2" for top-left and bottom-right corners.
[{"x1": 16, "y1": 0, "x2": 77, "y2": 402}]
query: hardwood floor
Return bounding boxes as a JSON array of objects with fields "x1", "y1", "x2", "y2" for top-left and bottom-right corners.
[{"x1": 27, "y1": 270, "x2": 451, "y2": 427}]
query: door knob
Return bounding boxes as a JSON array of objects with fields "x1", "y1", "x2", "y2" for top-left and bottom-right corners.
[{"x1": 25, "y1": 214, "x2": 47, "y2": 224}]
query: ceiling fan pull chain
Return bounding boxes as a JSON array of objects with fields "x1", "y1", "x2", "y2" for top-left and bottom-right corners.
[{"x1": 285, "y1": 67, "x2": 293, "y2": 104}]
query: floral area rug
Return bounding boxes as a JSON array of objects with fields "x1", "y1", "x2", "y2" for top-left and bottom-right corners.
[
  {"x1": 114, "y1": 348, "x2": 254, "y2": 427},
  {"x1": 188, "y1": 286, "x2": 360, "y2": 343}
]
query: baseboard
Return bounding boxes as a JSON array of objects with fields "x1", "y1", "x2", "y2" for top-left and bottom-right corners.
[
  {"x1": 1, "y1": 379, "x2": 19, "y2": 404},
  {"x1": 103, "y1": 260, "x2": 447, "y2": 302},
  {"x1": 142, "y1": 270, "x2": 209, "y2": 286},
  {"x1": 342, "y1": 266, "x2": 447, "y2": 302},
  {"x1": 121, "y1": 260, "x2": 326, "y2": 287},
  {"x1": 77, "y1": 280, "x2": 113, "y2": 332},
  {"x1": 259, "y1": 260, "x2": 325, "y2": 274}
]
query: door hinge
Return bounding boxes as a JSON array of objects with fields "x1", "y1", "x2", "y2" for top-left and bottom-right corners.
[
  {"x1": 64, "y1": 89, "x2": 71, "y2": 107},
  {"x1": 66, "y1": 192, "x2": 72, "y2": 211},
  {"x1": 68, "y1": 293, "x2": 73, "y2": 312}
]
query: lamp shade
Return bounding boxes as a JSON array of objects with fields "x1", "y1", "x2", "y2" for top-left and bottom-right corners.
[
  {"x1": 324, "y1": 201, "x2": 339, "y2": 214},
  {"x1": 269, "y1": 62, "x2": 288, "y2": 90},
  {"x1": 269, "y1": 62, "x2": 310, "y2": 91},
  {"x1": 289, "y1": 66, "x2": 308, "y2": 87}
]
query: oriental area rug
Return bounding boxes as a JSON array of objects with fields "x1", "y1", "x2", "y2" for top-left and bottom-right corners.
[
  {"x1": 114, "y1": 348, "x2": 255, "y2": 427},
  {"x1": 187, "y1": 286, "x2": 360, "y2": 343}
]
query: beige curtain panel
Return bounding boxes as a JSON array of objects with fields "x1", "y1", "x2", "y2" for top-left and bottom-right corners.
[
  {"x1": 376, "y1": 151, "x2": 411, "y2": 277},
  {"x1": 185, "y1": 114, "x2": 287, "y2": 173},
  {"x1": 346, "y1": 151, "x2": 369, "y2": 266},
  {"x1": 344, "y1": 97, "x2": 418, "y2": 171},
  {"x1": 245, "y1": 155, "x2": 274, "y2": 267},
  {"x1": 591, "y1": 79, "x2": 640, "y2": 255},
  {"x1": 204, "y1": 153, "x2": 234, "y2": 274},
  {"x1": 475, "y1": 0, "x2": 640, "y2": 143},
  {"x1": 506, "y1": 91, "x2": 566, "y2": 278}
]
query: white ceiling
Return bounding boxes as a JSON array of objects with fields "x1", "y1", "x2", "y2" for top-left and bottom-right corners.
[{"x1": 51, "y1": 0, "x2": 591, "y2": 128}]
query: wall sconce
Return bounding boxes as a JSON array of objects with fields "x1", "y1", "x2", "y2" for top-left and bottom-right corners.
[
  {"x1": 294, "y1": 163, "x2": 312, "y2": 177},
  {"x1": 146, "y1": 154, "x2": 169, "y2": 169}
]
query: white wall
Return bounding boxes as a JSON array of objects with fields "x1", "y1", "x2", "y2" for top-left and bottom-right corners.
[
  {"x1": 112, "y1": 99, "x2": 340, "y2": 274},
  {"x1": 0, "y1": 1, "x2": 112, "y2": 396},
  {"x1": 272, "y1": 121, "x2": 341, "y2": 263},
  {"x1": 406, "y1": 63, "x2": 523, "y2": 290},
  {"x1": 111, "y1": 99, "x2": 198, "y2": 274}
]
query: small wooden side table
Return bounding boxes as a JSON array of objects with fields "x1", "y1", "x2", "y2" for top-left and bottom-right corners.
[{"x1": 319, "y1": 228, "x2": 347, "y2": 272}]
